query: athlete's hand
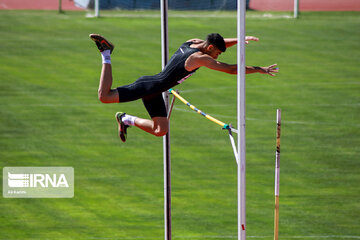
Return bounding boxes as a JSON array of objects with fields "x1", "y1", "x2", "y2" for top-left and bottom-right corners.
[
  {"x1": 259, "y1": 64, "x2": 279, "y2": 76},
  {"x1": 245, "y1": 36, "x2": 259, "y2": 44}
]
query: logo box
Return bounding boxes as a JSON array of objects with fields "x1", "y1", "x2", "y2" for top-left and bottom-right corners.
[{"x1": 3, "y1": 167, "x2": 74, "y2": 198}]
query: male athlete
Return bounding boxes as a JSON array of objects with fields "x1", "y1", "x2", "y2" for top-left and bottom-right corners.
[{"x1": 89, "y1": 33, "x2": 278, "y2": 142}]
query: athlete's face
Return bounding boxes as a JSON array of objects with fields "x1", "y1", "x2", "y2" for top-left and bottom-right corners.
[{"x1": 207, "y1": 45, "x2": 222, "y2": 59}]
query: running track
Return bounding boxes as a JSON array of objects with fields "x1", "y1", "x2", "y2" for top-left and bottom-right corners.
[
  {"x1": 0, "y1": 0, "x2": 82, "y2": 10},
  {"x1": 1, "y1": 0, "x2": 360, "y2": 11}
]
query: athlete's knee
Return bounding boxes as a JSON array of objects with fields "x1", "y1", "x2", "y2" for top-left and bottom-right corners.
[
  {"x1": 98, "y1": 90, "x2": 108, "y2": 103},
  {"x1": 153, "y1": 117, "x2": 169, "y2": 137},
  {"x1": 154, "y1": 128, "x2": 168, "y2": 137},
  {"x1": 98, "y1": 89, "x2": 119, "y2": 103}
]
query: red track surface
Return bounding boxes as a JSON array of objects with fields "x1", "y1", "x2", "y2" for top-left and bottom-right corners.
[
  {"x1": 0, "y1": 0, "x2": 82, "y2": 10},
  {"x1": 1, "y1": 0, "x2": 359, "y2": 11}
]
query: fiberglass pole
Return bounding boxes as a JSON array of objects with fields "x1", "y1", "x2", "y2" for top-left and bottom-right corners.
[
  {"x1": 161, "y1": 1, "x2": 171, "y2": 240},
  {"x1": 237, "y1": 0, "x2": 246, "y2": 239}
]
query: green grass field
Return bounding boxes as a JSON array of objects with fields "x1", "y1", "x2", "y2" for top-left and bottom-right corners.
[{"x1": 0, "y1": 10, "x2": 359, "y2": 239}]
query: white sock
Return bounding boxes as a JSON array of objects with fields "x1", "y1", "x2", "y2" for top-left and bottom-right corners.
[
  {"x1": 101, "y1": 50, "x2": 111, "y2": 64},
  {"x1": 122, "y1": 114, "x2": 137, "y2": 126}
]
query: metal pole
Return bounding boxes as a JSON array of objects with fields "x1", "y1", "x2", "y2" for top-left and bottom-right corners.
[
  {"x1": 274, "y1": 109, "x2": 281, "y2": 240},
  {"x1": 58, "y1": 0, "x2": 63, "y2": 13},
  {"x1": 294, "y1": 0, "x2": 299, "y2": 18},
  {"x1": 95, "y1": 0, "x2": 99, "y2": 17},
  {"x1": 237, "y1": 0, "x2": 246, "y2": 239},
  {"x1": 161, "y1": 1, "x2": 171, "y2": 240}
]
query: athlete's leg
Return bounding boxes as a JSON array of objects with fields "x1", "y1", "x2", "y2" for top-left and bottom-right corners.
[
  {"x1": 91, "y1": 34, "x2": 169, "y2": 140},
  {"x1": 116, "y1": 113, "x2": 168, "y2": 141},
  {"x1": 98, "y1": 63, "x2": 119, "y2": 103},
  {"x1": 137, "y1": 93, "x2": 168, "y2": 136},
  {"x1": 134, "y1": 117, "x2": 169, "y2": 137},
  {"x1": 115, "y1": 93, "x2": 168, "y2": 141},
  {"x1": 89, "y1": 34, "x2": 119, "y2": 103}
]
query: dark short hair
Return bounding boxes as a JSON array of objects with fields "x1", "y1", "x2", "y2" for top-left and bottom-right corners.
[{"x1": 206, "y1": 33, "x2": 226, "y2": 52}]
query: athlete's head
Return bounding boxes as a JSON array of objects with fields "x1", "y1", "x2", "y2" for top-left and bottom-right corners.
[{"x1": 205, "y1": 33, "x2": 226, "y2": 59}]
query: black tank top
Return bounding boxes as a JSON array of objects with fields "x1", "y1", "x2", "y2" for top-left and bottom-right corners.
[{"x1": 155, "y1": 41, "x2": 200, "y2": 89}]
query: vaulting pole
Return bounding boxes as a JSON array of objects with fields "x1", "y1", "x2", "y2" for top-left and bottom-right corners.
[
  {"x1": 161, "y1": 1, "x2": 171, "y2": 240},
  {"x1": 169, "y1": 89, "x2": 229, "y2": 129},
  {"x1": 237, "y1": 0, "x2": 246, "y2": 239}
]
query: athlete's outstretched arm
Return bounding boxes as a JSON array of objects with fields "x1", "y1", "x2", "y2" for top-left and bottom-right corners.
[
  {"x1": 245, "y1": 36, "x2": 259, "y2": 44},
  {"x1": 224, "y1": 38, "x2": 237, "y2": 48},
  {"x1": 245, "y1": 64, "x2": 279, "y2": 76},
  {"x1": 186, "y1": 38, "x2": 204, "y2": 44},
  {"x1": 193, "y1": 54, "x2": 278, "y2": 76},
  {"x1": 225, "y1": 36, "x2": 259, "y2": 48}
]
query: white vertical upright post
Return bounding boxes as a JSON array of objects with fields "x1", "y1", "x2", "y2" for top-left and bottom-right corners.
[
  {"x1": 237, "y1": 0, "x2": 246, "y2": 239},
  {"x1": 294, "y1": 0, "x2": 299, "y2": 18},
  {"x1": 161, "y1": 1, "x2": 171, "y2": 240},
  {"x1": 94, "y1": 0, "x2": 99, "y2": 17},
  {"x1": 274, "y1": 109, "x2": 281, "y2": 240}
]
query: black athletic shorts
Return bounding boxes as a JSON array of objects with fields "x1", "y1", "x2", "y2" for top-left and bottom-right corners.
[
  {"x1": 142, "y1": 93, "x2": 167, "y2": 118},
  {"x1": 116, "y1": 75, "x2": 168, "y2": 118}
]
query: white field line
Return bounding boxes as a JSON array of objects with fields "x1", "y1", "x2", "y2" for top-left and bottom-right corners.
[
  {"x1": 183, "y1": 103, "x2": 360, "y2": 107},
  {"x1": 176, "y1": 236, "x2": 360, "y2": 239},
  {"x1": 86, "y1": 12, "x2": 293, "y2": 19},
  {"x1": 1, "y1": 103, "x2": 358, "y2": 126},
  {"x1": 0, "y1": 103, "x2": 102, "y2": 107},
  {"x1": 0, "y1": 102, "x2": 359, "y2": 108},
  {"x1": 5, "y1": 236, "x2": 360, "y2": 240},
  {"x1": 84, "y1": 235, "x2": 360, "y2": 240},
  {"x1": 179, "y1": 81, "x2": 360, "y2": 93}
]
